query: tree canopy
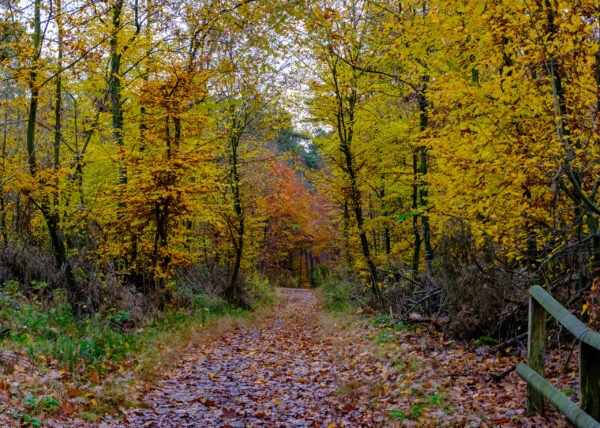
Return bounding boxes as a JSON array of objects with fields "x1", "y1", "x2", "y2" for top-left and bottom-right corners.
[{"x1": 0, "y1": 0, "x2": 597, "y2": 334}]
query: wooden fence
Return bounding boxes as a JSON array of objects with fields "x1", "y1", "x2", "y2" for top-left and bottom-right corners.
[{"x1": 516, "y1": 285, "x2": 600, "y2": 428}]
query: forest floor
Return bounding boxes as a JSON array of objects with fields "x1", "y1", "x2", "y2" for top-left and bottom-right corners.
[
  {"x1": 110, "y1": 288, "x2": 572, "y2": 427},
  {"x1": 2, "y1": 288, "x2": 576, "y2": 427}
]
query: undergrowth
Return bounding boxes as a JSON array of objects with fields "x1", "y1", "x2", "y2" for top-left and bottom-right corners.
[
  {"x1": 320, "y1": 280, "x2": 358, "y2": 313},
  {"x1": 0, "y1": 278, "x2": 275, "y2": 421},
  {"x1": 0, "y1": 280, "x2": 246, "y2": 377},
  {"x1": 246, "y1": 272, "x2": 277, "y2": 309}
]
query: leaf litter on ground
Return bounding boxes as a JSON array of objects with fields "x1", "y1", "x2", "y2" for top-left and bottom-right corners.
[{"x1": 1, "y1": 288, "x2": 579, "y2": 427}]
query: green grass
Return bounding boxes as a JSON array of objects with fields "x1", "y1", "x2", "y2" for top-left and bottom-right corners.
[
  {"x1": 388, "y1": 393, "x2": 452, "y2": 422},
  {"x1": 0, "y1": 280, "x2": 247, "y2": 378},
  {"x1": 246, "y1": 272, "x2": 277, "y2": 309},
  {"x1": 0, "y1": 278, "x2": 277, "y2": 423},
  {"x1": 320, "y1": 280, "x2": 356, "y2": 313}
]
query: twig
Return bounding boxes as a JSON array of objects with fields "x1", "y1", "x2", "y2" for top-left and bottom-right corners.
[
  {"x1": 562, "y1": 339, "x2": 577, "y2": 372},
  {"x1": 449, "y1": 371, "x2": 472, "y2": 378},
  {"x1": 397, "y1": 289, "x2": 442, "y2": 324},
  {"x1": 492, "y1": 332, "x2": 528, "y2": 352},
  {"x1": 485, "y1": 365, "x2": 516, "y2": 382}
]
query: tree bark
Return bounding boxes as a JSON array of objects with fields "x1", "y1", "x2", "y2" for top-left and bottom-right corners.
[
  {"x1": 110, "y1": 0, "x2": 127, "y2": 185},
  {"x1": 226, "y1": 132, "x2": 244, "y2": 303},
  {"x1": 337, "y1": 85, "x2": 382, "y2": 303}
]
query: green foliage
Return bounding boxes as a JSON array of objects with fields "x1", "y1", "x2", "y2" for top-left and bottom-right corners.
[
  {"x1": 12, "y1": 413, "x2": 41, "y2": 427},
  {"x1": 474, "y1": 336, "x2": 498, "y2": 347},
  {"x1": 369, "y1": 324, "x2": 412, "y2": 344},
  {"x1": 375, "y1": 330, "x2": 392, "y2": 344},
  {"x1": 370, "y1": 315, "x2": 413, "y2": 332},
  {"x1": 397, "y1": 207, "x2": 432, "y2": 223},
  {"x1": 370, "y1": 315, "x2": 394, "y2": 328},
  {"x1": 190, "y1": 293, "x2": 230, "y2": 316},
  {"x1": 276, "y1": 129, "x2": 321, "y2": 170},
  {"x1": 246, "y1": 272, "x2": 277, "y2": 309},
  {"x1": 0, "y1": 281, "x2": 248, "y2": 378},
  {"x1": 391, "y1": 355, "x2": 421, "y2": 373},
  {"x1": 0, "y1": 283, "x2": 136, "y2": 373},
  {"x1": 388, "y1": 408, "x2": 412, "y2": 421},
  {"x1": 23, "y1": 396, "x2": 60, "y2": 415},
  {"x1": 321, "y1": 280, "x2": 356, "y2": 313},
  {"x1": 388, "y1": 395, "x2": 450, "y2": 422},
  {"x1": 312, "y1": 264, "x2": 331, "y2": 288}
]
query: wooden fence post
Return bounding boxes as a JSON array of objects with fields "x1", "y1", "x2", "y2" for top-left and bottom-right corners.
[
  {"x1": 580, "y1": 341, "x2": 600, "y2": 421},
  {"x1": 528, "y1": 295, "x2": 546, "y2": 415}
]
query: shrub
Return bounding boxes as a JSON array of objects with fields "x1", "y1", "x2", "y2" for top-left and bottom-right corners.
[
  {"x1": 321, "y1": 280, "x2": 356, "y2": 313},
  {"x1": 246, "y1": 271, "x2": 276, "y2": 309}
]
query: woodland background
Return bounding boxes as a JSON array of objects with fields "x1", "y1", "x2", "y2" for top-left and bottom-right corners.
[{"x1": 0, "y1": 0, "x2": 598, "y2": 346}]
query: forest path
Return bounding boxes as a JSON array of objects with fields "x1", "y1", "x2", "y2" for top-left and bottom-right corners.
[
  {"x1": 120, "y1": 288, "x2": 369, "y2": 427},
  {"x1": 108, "y1": 288, "x2": 572, "y2": 428}
]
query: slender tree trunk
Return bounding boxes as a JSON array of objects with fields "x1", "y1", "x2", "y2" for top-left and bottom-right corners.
[
  {"x1": 369, "y1": 196, "x2": 378, "y2": 254},
  {"x1": 309, "y1": 251, "x2": 316, "y2": 287},
  {"x1": 334, "y1": 82, "x2": 382, "y2": 302},
  {"x1": 227, "y1": 133, "x2": 244, "y2": 303},
  {"x1": 298, "y1": 249, "x2": 303, "y2": 288},
  {"x1": 26, "y1": 0, "x2": 41, "y2": 177},
  {"x1": 412, "y1": 150, "x2": 421, "y2": 274},
  {"x1": 417, "y1": 89, "x2": 433, "y2": 276},
  {"x1": 380, "y1": 183, "x2": 391, "y2": 257},
  {"x1": 51, "y1": 0, "x2": 77, "y2": 300},
  {"x1": 110, "y1": 0, "x2": 127, "y2": 185},
  {"x1": 344, "y1": 143, "x2": 381, "y2": 301},
  {"x1": 593, "y1": 35, "x2": 600, "y2": 275},
  {"x1": 342, "y1": 199, "x2": 352, "y2": 266},
  {"x1": 54, "y1": 0, "x2": 63, "y2": 208},
  {"x1": 24, "y1": 0, "x2": 76, "y2": 299},
  {"x1": 1, "y1": 109, "x2": 8, "y2": 243},
  {"x1": 542, "y1": 0, "x2": 599, "y2": 286},
  {"x1": 589, "y1": 216, "x2": 600, "y2": 273}
]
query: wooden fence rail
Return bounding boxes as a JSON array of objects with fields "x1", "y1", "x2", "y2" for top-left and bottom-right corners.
[{"x1": 516, "y1": 285, "x2": 600, "y2": 428}]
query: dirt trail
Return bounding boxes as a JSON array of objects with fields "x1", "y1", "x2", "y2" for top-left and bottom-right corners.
[
  {"x1": 0, "y1": 288, "x2": 574, "y2": 427},
  {"x1": 106, "y1": 288, "x2": 571, "y2": 428},
  {"x1": 120, "y1": 289, "x2": 366, "y2": 427}
]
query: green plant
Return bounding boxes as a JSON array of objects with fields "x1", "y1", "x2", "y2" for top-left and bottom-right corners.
[
  {"x1": 388, "y1": 408, "x2": 410, "y2": 421},
  {"x1": 561, "y1": 387, "x2": 574, "y2": 396},
  {"x1": 428, "y1": 393, "x2": 453, "y2": 415},
  {"x1": 12, "y1": 412, "x2": 41, "y2": 427},
  {"x1": 388, "y1": 404, "x2": 426, "y2": 421},
  {"x1": 321, "y1": 280, "x2": 355, "y2": 313},
  {"x1": 23, "y1": 396, "x2": 60, "y2": 414},
  {"x1": 475, "y1": 336, "x2": 497, "y2": 347},
  {"x1": 246, "y1": 272, "x2": 276, "y2": 309},
  {"x1": 312, "y1": 264, "x2": 331, "y2": 287},
  {"x1": 375, "y1": 329, "x2": 393, "y2": 344},
  {"x1": 371, "y1": 315, "x2": 393, "y2": 327},
  {"x1": 411, "y1": 404, "x2": 425, "y2": 418},
  {"x1": 0, "y1": 279, "x2": 254, "y2": 417}
]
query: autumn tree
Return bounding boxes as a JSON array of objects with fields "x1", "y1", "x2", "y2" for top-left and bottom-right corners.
[{"x1": 300, "y1": 0, "x2": 391, "y2": 301}]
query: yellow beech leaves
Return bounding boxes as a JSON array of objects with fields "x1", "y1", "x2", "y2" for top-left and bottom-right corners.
[
  {"x1": 0, "y1": 0, "x2": 597, "y2": 311},
  {"x1": 299, "y1": 0, "x2": 599, "y2": 281}
]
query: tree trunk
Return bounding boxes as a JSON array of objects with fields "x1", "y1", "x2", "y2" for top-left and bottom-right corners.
[
  {"x1": 24, "y1": 0, "x2": 77, "y2": 301},
  {"x1": 412, "y1": 150, "x2": 421, "y2": 274},
  {"x1": 346, "y1": 148, "x2": 381, "y2": 302},
  {"x1": 334, "y1": 83, "x2": 382, "y2": 303},
  {"x1": 110, "y1": 0, "x2": 127, "y2": 185},
  {"x1": 26, "y1": 0, "x2": 41, "y2": 177},
  {"x1": 417, "y1": 89, "x2": 433, "y2": 276},
  {"x1": 342, "y1": 199, "x2": 352, "y2": 266},
  {"x1": 309, "y1": 251, "x2": 316, "y2": 287},
  {"x1": 226, "y1": 133, "x2": 244, "y2": 303},
  {"x1": 1, "y1": 110, "x2": 8, "y2": 243}
]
